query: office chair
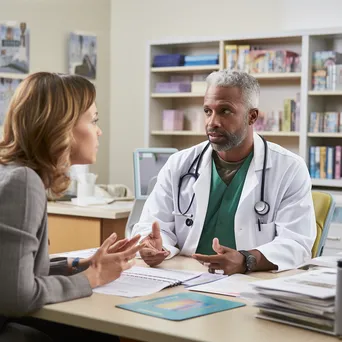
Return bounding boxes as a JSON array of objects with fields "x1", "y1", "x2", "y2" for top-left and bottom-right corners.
[
  {"x1": 311, "y1": 190, "x2": 336, "y2": 258},
  {"x1": 125, "y1": 176, "x2": 158, "y2": 237}
]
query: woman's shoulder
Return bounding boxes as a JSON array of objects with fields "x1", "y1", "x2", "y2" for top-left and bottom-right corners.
[{"x1": 0, "y1": 163, "x2": 45, "y2": 199}]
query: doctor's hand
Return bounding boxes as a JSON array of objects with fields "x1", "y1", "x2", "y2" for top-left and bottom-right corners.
[
  {"x1": 139, "y1": 222, "x2": 170, "y2": 267},
  {"x1": 192, "y1": 238, "x2": 245, "y2": 275}
]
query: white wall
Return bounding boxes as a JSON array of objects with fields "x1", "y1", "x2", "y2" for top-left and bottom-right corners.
[
  {"x1": 1, "y1": 0, "x2": 111, "y2": 183},
  {"x1": 3, "y1": 0, "x2": 341, "y2": 190},
  {"x1": 110, "y1": 0, "x2": 283, "y2": 190},
  {"x1": 110, "y1": 0, "x2": 342, "y2": 190}
]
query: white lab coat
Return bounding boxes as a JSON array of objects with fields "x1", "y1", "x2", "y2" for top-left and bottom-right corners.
[{"x1": 131, "y1": 133, "x2": 317, "y2": 271}]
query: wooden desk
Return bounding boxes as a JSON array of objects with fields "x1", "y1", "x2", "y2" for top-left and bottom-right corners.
[
  {"x1": 47, "y1": 201, "x2": 133, "y2": 254},
  {"x1": 30, "y1": 257, "x2": 336, "y2": 342}
]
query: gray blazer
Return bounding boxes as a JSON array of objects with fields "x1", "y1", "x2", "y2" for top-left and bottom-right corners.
[{"x1": 0, "y1": 164, "x2": 92, "y2": 323}]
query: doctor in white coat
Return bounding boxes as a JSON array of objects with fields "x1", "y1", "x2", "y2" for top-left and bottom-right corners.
[{"x1": 131, "y1": 70, "x2": 316, "y2": 275}]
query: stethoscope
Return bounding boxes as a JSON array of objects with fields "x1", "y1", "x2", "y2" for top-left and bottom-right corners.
[{"x1": 173, "y1": 135, "x2": 269, "y2": 231}]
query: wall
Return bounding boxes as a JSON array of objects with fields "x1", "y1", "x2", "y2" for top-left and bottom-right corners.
[
  {"x1": 110, "y1": 0, "x2": 342, "y2": 190},
  {"x1": 110, "y1": 0, "x2": 283, "y2": 190},
  {"x1": 0, "y1": 0, "x2": 111, "y2": 183}
]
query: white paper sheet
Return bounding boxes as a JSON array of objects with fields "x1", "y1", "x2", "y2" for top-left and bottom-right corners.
[
  {"x1": 189, "y1": 274, "x2": 258, "y2": 297},
  {"x1": 298, "y1": 255, "x2": 342, "y2": 269},
  {"x1": 251, "y1": 268, "x2": 337, "y2": 299}
]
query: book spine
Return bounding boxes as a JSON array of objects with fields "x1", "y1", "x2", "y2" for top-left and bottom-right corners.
[
  {"x1": 326, "y1": 147, "x2": 334, "y2": 179},
  {"x1": 336, "y1": 146, "x2": 342, "y2": 179},
  {"x1": 320, "y1": 146, "x2": 327, "y2": 179},
  {"x1": 315, "y1": 146, "x2": 320, "y2": 179},
  {"x1": 309, "y1": 146, "x2": 316, "y2": 178}
]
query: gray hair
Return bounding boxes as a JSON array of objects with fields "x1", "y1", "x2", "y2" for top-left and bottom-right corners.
[{"x1": 206, "y1": 70, "x2": 260, "y2": 109}]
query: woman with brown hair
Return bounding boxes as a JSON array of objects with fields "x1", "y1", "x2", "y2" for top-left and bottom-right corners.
[{"x1": 0, "y1": 72, "x2": 142, "y2": 341}]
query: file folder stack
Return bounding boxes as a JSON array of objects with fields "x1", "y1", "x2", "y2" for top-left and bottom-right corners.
[{"x1": 242, "y1": 268, "x2": 337, "y2": 335}]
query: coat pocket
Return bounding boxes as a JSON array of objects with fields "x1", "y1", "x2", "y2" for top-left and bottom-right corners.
[{"x1": 255, "y1": 221, "x2": 276, "y2": 247}]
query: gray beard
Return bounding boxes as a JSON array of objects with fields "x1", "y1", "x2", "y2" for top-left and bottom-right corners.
[{"x1": 209, "y1": 126, "x2": 248, "y2": 152}]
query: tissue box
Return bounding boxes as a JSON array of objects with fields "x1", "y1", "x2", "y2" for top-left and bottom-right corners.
[
  {"x1": 163, "y1": 110, "x2": 184, "y2": 131},
  {"x1": 191, "y1": 81, "x2": 207, "y2": 93}
]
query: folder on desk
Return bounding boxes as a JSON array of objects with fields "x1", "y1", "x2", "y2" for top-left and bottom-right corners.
[{"x1": 116, "y1": 292, "x2": 245, "y2": 321}]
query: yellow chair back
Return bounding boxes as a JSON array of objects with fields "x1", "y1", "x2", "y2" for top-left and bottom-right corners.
[{"x1": 311, "y1": 191, "x2": 335, "y2": 258}]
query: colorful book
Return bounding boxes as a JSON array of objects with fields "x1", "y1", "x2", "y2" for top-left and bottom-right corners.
[
  {"x1": 335, "y1": 146, "x2": 341, "y2": 179},
  {"x1": 116, "y1": 292, "x2": 245, "y2": 321}
]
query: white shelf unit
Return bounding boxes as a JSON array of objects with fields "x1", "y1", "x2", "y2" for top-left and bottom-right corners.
[{"x1": 146, "y1": 29, "x2": 342, "y2": 190}]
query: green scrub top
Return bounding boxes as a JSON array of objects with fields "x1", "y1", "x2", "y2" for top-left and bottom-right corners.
[{"x1": 196, "y1": 151, "x2": 254, "y2": 255}]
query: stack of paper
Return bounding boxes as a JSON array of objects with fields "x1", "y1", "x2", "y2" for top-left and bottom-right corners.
[
  {"x1": 297, "y1": 255, "x2": 341, "y2": 270},
  {"x1": 242, "y1": 268, "x2": 337, "y2": 335}
]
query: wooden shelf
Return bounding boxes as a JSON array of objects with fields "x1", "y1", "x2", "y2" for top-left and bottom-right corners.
[
  {"x1": 151, "y1": 93, "x2": 204, "y2": 98},
  {"x1": 308, "y1": 133, "x2": 342, "y2": 138},
  {"x1": 151, "y1": 130, "x2": 205, "y2": 136},
  {"x1": 151, "y1": 65, "x2": 220, "y2": 73},
  {"x1": 151, "y1": 130, "x2": 299, "y2": 137},
  {"x1": 251, "y1": 72, "x2": 301, "y2": 79},
  {"x1": 257, "y1": 131, "x2": 300, "y2": 137},
  {"x1": 311, "y1": 179, "x2": 342, "y2": 187},
  {"x1": 308, "y1": 90, "x2": 342, "y2": 96},
  {"x1": 0, "y1": 72, "x2": 28, "y2": 79}
]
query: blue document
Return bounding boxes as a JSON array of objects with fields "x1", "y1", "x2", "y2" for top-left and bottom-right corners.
[{"x1": 116, "y1": 292, "x2": 245, "y2": 321}]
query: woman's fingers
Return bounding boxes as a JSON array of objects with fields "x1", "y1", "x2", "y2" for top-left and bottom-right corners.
[
  {"x1": 118, "y1": 234, "x2": 141, "y2": 252},
  {"x1": 98, "y1": 232, "x2": 117, "y2": 254},
  {"x1": 120, "y1": 243, "x2": 143, "y2": 259},
  {"x1": 108, "y1": 238, "x2": 128, "y2": 253}
]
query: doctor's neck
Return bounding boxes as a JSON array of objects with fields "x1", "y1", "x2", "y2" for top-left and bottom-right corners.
[{"x1": 215, "y1": 133, "x2": 254, "y2": 163}]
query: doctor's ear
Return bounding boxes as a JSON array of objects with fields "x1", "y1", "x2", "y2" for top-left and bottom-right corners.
[{"x1": 248, "y1": 108, "x2": 258, "y2": 125}]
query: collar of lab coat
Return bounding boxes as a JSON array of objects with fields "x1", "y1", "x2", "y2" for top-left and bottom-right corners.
[
  {"x1": 192, "y1": 132, "x2": 273, "y2": 215},
  {"x1": 193, "y1": 131, "x2": 272, "y2": 175},
  {"x1": 253, "y1": 132, "x2": 272, "y2": 171}
]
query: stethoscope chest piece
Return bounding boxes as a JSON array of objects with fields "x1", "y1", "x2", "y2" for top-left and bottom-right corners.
[{"x1": 254, "y1": 200, "x2": 270, "y2": 216}]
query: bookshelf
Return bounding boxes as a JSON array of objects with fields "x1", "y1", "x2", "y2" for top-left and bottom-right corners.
[{"x1": 146, "y1": 29, "x2": 342, "y2": 191}]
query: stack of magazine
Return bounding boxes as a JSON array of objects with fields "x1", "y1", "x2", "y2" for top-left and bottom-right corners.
[{"x1": 241, "y1": 268, "x2": 337, "y2": 335}]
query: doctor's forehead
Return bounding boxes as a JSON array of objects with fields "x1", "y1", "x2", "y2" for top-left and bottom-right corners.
[{"x1": 204, "y1": 86, "x2": 244, "y2": 105}]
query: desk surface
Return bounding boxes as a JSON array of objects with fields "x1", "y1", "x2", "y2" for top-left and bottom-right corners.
[
  {"x1": 31, "y1": 257, "x2": 336, "y2": 342},
  {"x1": 47, "y1": 201, "x2": 133, "y2": 220}
]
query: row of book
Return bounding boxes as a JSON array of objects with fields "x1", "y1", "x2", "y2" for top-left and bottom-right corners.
[
  {"x1": 152, "y1": 54, "x2": 219, "y2": 68},
  {"x1": 254, "y1": 94, "x2": 300, "y2": 132},
  {"x1": 309, "y1": 112, "x2": 342, "y2": 133},
  {"x1": 312, "y1": 51, "x2": 342, "y2": 91},
  {"x1": 154, "y1": 74, "x2": 208, "y2": 93},
  {"x1": 309, "y1": 145, "x2": 342, "y2": 179},
  {"x1": 225, "y1": 45, "x2": 301, "y2": 74}
]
